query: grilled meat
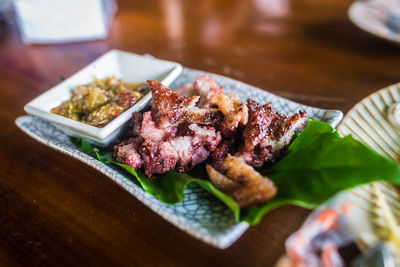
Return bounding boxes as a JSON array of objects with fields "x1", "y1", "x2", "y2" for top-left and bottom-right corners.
[
  {"x1": 114, "y1": 76, "x2": 306, "y2": 207},
  {"x1": 206, "y1": 155, "x2": 277, "y2": 208}
]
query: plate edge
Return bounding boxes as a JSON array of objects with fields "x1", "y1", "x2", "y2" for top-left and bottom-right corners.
[{"x1": 15, "y1": 115, "x2": 249, "y2": 249}]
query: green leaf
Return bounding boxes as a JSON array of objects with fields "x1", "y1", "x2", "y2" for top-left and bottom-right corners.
[
  {"x1": 69, "y1": 137, "x2": 113, "y2": 162},
  {"x1": 242, "y1": 120, "x2": 400, "y2": 224},
  {"x1": 72, "y1": 120, "x2": 400, "y2": 226},
  {"x1": 114, "y1": 163, "x2": 240, "y2": 221},
  {"x1": 77, "y1": 139, "x2": 241, "y2": 221},
  {"x1": 80, "y1": 139, "x2": 93, "y2": 154}
]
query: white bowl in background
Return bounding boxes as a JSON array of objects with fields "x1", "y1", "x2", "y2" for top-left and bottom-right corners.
[{"x1": 24, "y1": 49, "x2": 183, "y2": 146}]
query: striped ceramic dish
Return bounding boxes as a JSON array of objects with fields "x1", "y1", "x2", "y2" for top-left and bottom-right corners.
[{"x1": 337, "y1": 82, "x2": 400, "y2": 251}]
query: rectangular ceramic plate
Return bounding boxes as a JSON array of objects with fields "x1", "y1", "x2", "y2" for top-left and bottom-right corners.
[
  {"x1": 24, "y1": 50, "x2": 182, "y2": 146},
  {"x1": 16, "y1": 68, "x2": 343, "y2": 249}
]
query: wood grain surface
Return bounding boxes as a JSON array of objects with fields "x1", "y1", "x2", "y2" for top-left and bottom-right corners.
[{"x1": 1, "y1": 0, "x2": 399, "y2": 266}]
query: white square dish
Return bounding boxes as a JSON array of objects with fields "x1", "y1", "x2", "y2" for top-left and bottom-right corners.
[{"x1": 24, "y1": 49, "x2": 183, "y2": 146}]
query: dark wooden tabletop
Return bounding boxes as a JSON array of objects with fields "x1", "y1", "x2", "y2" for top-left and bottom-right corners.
[{"x1": 1, "y1": 0, "x2": 400, "y2": 266}]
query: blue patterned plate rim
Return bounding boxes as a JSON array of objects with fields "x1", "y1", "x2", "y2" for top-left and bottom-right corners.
[{"x1": 16, "y1": 67, "x2": 343, "y2": 249}]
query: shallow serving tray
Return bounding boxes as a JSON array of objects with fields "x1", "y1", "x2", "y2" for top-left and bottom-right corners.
[
  {"x1": 16, "y1": 68, "x2": 343, "y2": 249},
  {"x1": 24, "y1": 50, "x2": 182, "y2": 147}
]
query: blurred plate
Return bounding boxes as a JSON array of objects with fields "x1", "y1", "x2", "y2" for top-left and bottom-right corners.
[{"x1": 348, "y1": 1, "x2": 400, "y2": 45}]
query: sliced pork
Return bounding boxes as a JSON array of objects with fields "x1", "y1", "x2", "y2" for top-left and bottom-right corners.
[
  {"x1": 206, "y1": 155, "x2": 277, "y2": 208},
  {"x1": 114, "y1": 75, "x2": 306, "y2": 207}
]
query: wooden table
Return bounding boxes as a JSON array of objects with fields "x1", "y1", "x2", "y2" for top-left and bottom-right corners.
[{"x1": 1, "y1": 0, "x2": 399, "y2": 265}]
